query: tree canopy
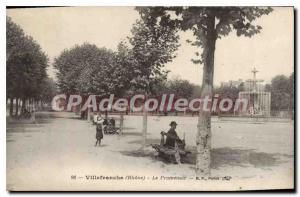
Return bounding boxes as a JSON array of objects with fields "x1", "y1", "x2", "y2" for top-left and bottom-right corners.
[
  {"x1": 266, "y1": 73, "x2": 294, "y2": 111},
  {"x1": 128, "y1": 16, "x2": 180, "y2": 93},
  {"x1": 136, "y1": 7, "x2": 273, "y2": 68},
  {"x1": 54, "y1": 42, "x2": 136, "y2": 97}
]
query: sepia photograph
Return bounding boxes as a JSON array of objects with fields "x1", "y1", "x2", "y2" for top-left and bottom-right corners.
[{"x1": 6, "y1": 6, "x2": 294, "y2": 191}]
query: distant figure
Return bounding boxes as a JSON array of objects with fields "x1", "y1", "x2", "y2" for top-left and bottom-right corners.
[
  {"x1": 95, "y1": 123, "x2": 103, "y2": 146},
  {"x1": 103, "y1": 118, "x2": 108, "y2": 126},
  {"x1": 162, "y1": 121, "x2": 181, "y2": 148},
  {"x1": 103, "y1": 118, "x2": 109, "y2": 134},
  {"x1": 109, "y1": 118, "x2": 115, "y2": 127},
  {"x1": 30, "y1": 108, "x2": 36, "y2": 123}
]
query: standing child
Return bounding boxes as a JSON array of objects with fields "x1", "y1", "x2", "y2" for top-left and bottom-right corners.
[{"x1": 95, "y1": 123, "x2": 103, "y2": 147}]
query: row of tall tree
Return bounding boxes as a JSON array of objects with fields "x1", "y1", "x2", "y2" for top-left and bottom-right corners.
[
  {"x1": 7, "y1": 17, "x2": 56, "y2": 117},
  {"x1": 159, "y1": 72, "x2": 295, "y2": 115}
]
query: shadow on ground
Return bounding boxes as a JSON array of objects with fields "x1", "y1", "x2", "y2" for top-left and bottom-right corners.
[
  {"x1": 120, "y1": 146, "x2": 292, "y2": 169},
  {"x1": 128, "y1": 138, "x2": 160, "y2": 144},
  {"x1": 121, "y1": 130, "x2": 154, "y2": 137}
]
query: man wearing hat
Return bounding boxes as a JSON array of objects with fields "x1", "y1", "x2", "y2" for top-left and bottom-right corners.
[{"x1": 162, "y1": 121, "x2": 181, "y2": 148}]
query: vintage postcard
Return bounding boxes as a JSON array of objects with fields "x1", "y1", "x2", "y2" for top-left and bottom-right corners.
[{"x1": 6, "y1": 6, "x2": 294, "y2": 191}]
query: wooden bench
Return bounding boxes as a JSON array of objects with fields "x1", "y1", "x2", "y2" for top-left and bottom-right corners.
[{"x1": 151, "y1": 132, "x2": 190, "y2": 164}]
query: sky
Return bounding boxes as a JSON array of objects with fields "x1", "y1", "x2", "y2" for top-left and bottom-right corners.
[{"x1": 7, "y1": 7, "x2": 294, "y2": 86}]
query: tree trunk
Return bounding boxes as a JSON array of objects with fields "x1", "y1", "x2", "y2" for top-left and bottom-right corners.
[
  {"x1": 29, "y1": 99, "x2": 32, "y2": 111},
  {"x1": 39, "y1": 100, "x2": 42, "y2": 110},
  {"x1": 9, "y1": 98, "x2": 14, "y2": 117},
  {"x1": 142, "y1": 106, "x2": 148, "y2": 146},
  {"x1": 21, "y1": 98, "x2": 25, "y2": 113},
  {"x1": 34, "y1": 100, "x2": 37, "y2": 111},
  {"x1": 120, "y1": 113, "x2": 124, "y2": 135},
  {"x1": 30, "y1": 99, "x2": 36, "y2": 123},
  {"x1": 105, "y1": 110, "x2": 108, "y2": 120},
  {"x1": 142, "y1": 93, "x2": 148, "y2": 147},
  {"x1": 196, "y1": 15, "x2": 217, "y2": 178},
  {"x1": 9, "y1": 98, "x2": 13, "y2": 117},
  {"x1": 29, "y1": 98, "x2": 32, "y2": 111},
  {"x1": 87, "y1": 107, "x2": 90, "y2": 122},
  {"x1": 15, "y1": 98, "x2": 19, "y2": 117}
]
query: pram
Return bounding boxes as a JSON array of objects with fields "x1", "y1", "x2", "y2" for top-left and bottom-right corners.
[{"x1": 103, "y1": 118, "x2": 120, "y2": 134}]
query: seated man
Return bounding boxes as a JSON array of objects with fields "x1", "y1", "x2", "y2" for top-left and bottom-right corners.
[
  {"x1": 162, "y1": 121, "x2": 184, "y2": 148},
  {"x1": 161, "y1": 121, "x2": 185, "y2": 164}
]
